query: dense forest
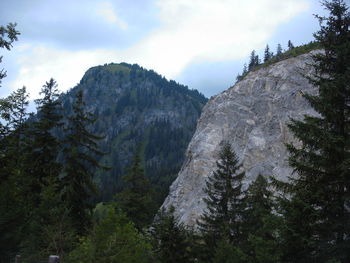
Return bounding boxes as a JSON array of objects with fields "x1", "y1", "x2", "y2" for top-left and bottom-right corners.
[{"x1": 0, "y1": 0, "x2": 349, "y2": 262}]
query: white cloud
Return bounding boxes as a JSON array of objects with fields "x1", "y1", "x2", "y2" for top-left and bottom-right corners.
[
  {"x1": 7, "y1": 0, "x2": 309, "y2": 99},
  {"x1": 10, "y1": 44, "x2": 119, "y2": 100},
  {"x1": 97, "y1": 2, "x2": 128, "y2": 30},
  {"x1": 122, "y1": 0, "x2": 309, "y2": 78}
]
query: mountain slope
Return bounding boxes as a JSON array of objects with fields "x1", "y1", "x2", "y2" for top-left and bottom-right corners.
[
  {"x1": 61, "y1": 63, "x2": 208, "y2": 202},
  {"x1": 162, "y1": 51, "x2": 320, "y2": 226}
]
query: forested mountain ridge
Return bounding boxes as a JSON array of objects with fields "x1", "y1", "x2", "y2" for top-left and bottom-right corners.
[{"x1": 60, "y1": 62, "x2": 208, "y2": 202}]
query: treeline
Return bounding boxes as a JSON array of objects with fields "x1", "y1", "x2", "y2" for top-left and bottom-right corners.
[{"x1": 236, "y1": 40, "x2": 322, "y2": 82}]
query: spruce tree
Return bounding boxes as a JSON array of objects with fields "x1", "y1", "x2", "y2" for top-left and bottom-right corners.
[
  {"x1": 19, "y1": 78, "x2": 64, "y2": 260},
  {"x1": 280, "y1": 1, "x2": 350, "y2": 262},
  {"x1": 116, "y1": 148, "x2": 155, "y2": 231},
  {"x1": 198, "y1": 142, "x2": 245, "y2": 255},
  {"x1": 61, "y1": 89, "x2": 107, "y2": 235},
  {"x1": 151, "y1": 207, "x2": 193, "y2": 263},
  {"x1": 248, "y1": 50, "x2": 257, "y2": 71},
  {"x1": 276, "y1": 43, "x2": 283, "y2": 57},
  {"x1": 264, "y1": 44, "x2": 272, "y2": 63},
  {"x1": 241, "y1": 175, "x2": 281, "y2": 263},
  {"x1": 287, "y1": 40, "x2": 294, "y2": 50}
]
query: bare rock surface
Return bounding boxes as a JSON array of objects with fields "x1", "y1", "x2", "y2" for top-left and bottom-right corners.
[{"x1": 162, "y1": 51, "x2": 320, "y2": 226}]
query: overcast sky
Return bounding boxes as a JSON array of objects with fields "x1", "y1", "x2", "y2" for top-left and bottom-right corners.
[{"x1": 0, "y1": 0, "x2": 327, "y2": 100}]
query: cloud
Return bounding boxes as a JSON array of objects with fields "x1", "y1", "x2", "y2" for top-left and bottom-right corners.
[
  {"x1": 97, "y1": 2, "x2": 128, "y2": 30},
  {"x1": 9, "y1": 44, "x2": 119, "y2": 100},
  {"x1": 122, "y1": 0, "x2": 309, "y2": 78},
  {"x1": 4, "y1": 0, "x2": 310, "y2": 99}
]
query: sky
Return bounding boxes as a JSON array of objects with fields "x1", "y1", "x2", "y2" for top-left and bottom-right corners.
[{"x1": 0, "y1": 0, "x2": 328, "y2": 101}]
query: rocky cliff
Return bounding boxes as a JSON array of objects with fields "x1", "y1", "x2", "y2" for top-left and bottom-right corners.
[{"x1": 162, "y1": 51, "x2": 320, "y2": 226}]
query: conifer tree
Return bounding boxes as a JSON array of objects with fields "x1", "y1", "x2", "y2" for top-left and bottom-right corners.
[
  {"x1": 248, "y1": 50, "x2": 257, "y2": 71},
  {"x1": 287, "y1": 40, "x2": 294, "y2": 50},
  {"x1": 241, "y1": 175, "x2": 281, "y2": 262},
  {"x1": 25, "y1": 78, "x2": 63, "y2": 198},
  {"x1": 264, "y1": 44, "x2": 272, "y2": 63},
  {"x1": 198, "y1": 142, "x2": 245, "y2": 255},
  {"x1": 151, "y1": 207, "x2": 194, "y2": 263},
  {"x1": 116, "y1": 148, "x2": 155, "y2": 231},
  {"x1": 279, "y1": 1, "x2": 350, "y2": 261},
  {"x1": 62, "y1": 89, "x2": 107, "y2": 235},
  {"x1": 19, "y1": 78, "x2": 65, "y2": 260},
  {"x1": 276, "y1": 43, "x2": 283, "y2": 57}
]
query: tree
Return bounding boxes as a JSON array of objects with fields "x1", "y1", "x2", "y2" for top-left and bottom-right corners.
[
  {"x1": 198, "y1": 142, "x2": 245, "y2": 257},
  {"x1": 151, "y1": 206, "x2": 194, "y2": 263},
  {"x1": 248, "y1": 50, "x2": 259, "y2": 71},
  {"x1": 0, "y1": 89, "x2": 30, "y2": 262},
  {"x1": 116, "y1": 148, "x2": 155, "y2": 231},
  {"x1": 66, "y1": 204, "x2": 153, "y2": 263},
  {"x1": 276, "y1": 43, "x2": 283, "y2": 57},
  {"x1": 61, "y1": 89, "x2": 107, "y2": 235},
  {"x1": 19, "y1": 79, "x2": 64, "y2": 260},
  {"x1": 280, "y1": 1, "x2": 350, "y2": 262},
  {"x1": 241, "y1": 175, "x2": 281, "y2": 263},
  {"x1": 264, "y1": 44, "x2": 273, "y2": 63},
  {"x1": 287, "y1": 40, "x2": 294, "y2": 50},
  {"x1": 0, "y1": 23, "x2": 19, "y2": 86}
]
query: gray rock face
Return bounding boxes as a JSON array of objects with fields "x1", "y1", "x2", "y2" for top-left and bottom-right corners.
[{"x1": 162, "y1": 51, "x2": 320, "y2": 226}]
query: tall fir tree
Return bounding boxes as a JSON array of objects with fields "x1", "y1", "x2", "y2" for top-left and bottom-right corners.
[
  {"x1": 276, "y1": 43, "x2": 283, "y2": 57},
  {"x1": 263, "y1": 44, "x2": 272, "y2": 63},
  {"x1": 198, "y1": 142, "x2": 245, "y2": 258},
  {"x1": 61, "y1": 89, "x2": 107, "y2": 235},
  {"x1": 279, "y1": 1, "x2": 350, "y2": 262},
  {"x1": 116, "y1": 148, "x2": 155, "y2": 231},
  {"x1": 241, "y1": 175, "x2": 281, "y2": 263},
  {"x1": 151, "y1": 206, "x2": 194, "y2": 263},
  {"x1": 19, "y1": 78, "x2": 64, "y2": 260},
  {"x1": 287, "y1": 40, "x2": 294, "y2": 50},
  {"x1": 0, "y1": 87, "x2": 30, "y2": 262}
]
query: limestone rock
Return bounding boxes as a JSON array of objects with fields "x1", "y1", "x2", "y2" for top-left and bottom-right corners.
[{"x1": 162, "y1": 51, "x2": 320, "y2": 226}]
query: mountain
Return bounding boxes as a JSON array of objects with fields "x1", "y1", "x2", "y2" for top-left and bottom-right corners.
[
  {"x1": 60, "y1": 63, "x2": 208, "y2": 203},
  {"x1": 161, "y1": 50, "x2": 320, "y2": 226}
]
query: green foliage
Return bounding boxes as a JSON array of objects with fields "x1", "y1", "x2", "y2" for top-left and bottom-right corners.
[
  {"x1": 116, "y1": 149, "x2": 155, "y2": 230},
  {"x1": 61, "y1": 89, "x2": 108, "y2": 235},
  {"x1": 212, "y1": 239, "x2": 247, "y2": 263},
  {"x1": 67, "y1": 204, "x2": 153, "y2": 263},
  {"x1": 151, "y1": 207, "x2": 194, "y2": 263},
  {"x1": 241, "y1": 175, "x2": 281, "y2": 263},
  {"x1": 198, "y1": 142, "x2": 245, "y2": 259},
  {"x1": 0, "y1": 22, "x2": 20, "y2": 86},
  {"x1": 276, "y1": 1, "x2": 350, "y2": 262}
]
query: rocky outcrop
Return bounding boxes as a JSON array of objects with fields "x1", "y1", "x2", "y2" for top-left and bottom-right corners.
[{"x1": 162, "y1": 51, "x2": 320, "y2": 226}]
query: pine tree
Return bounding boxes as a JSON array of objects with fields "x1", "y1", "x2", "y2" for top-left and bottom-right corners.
[
  {"x1": 62, "y1": 89, "x2": 107, "y2": 235},
  {"x1": 276, "y1": 43, "x2": 283, "y2": 57},
  {"x1": 198, "y1": 142, "x2": 245, "y2": 256},
  {"x1": 241, "y1": 175, "x2": 281, "y2": 263},
  {"x1": 0, "y1": 87, "x2": 30, "y2": 262},
  {"x1": 19, "y1": 79, "x2": 64, "y2": 260},
  {"x1": 280, "y1": 1, "x2": 350, "y2": 262},
  {"x1": 264, "y1": 44, "x2": 272, "y2": 63},
  {"x1": 287, "y1": 40, "x2": 294, "y2": 50},
  {"x1": 116, "y1": 148, "x2": 155, "y2": 231},
  {"x1": 248, "y1": 50, "x2": 257, "y2": 71},
  {"x1": 151, "y1": 206, "x2": 194, "y2": 263}
]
